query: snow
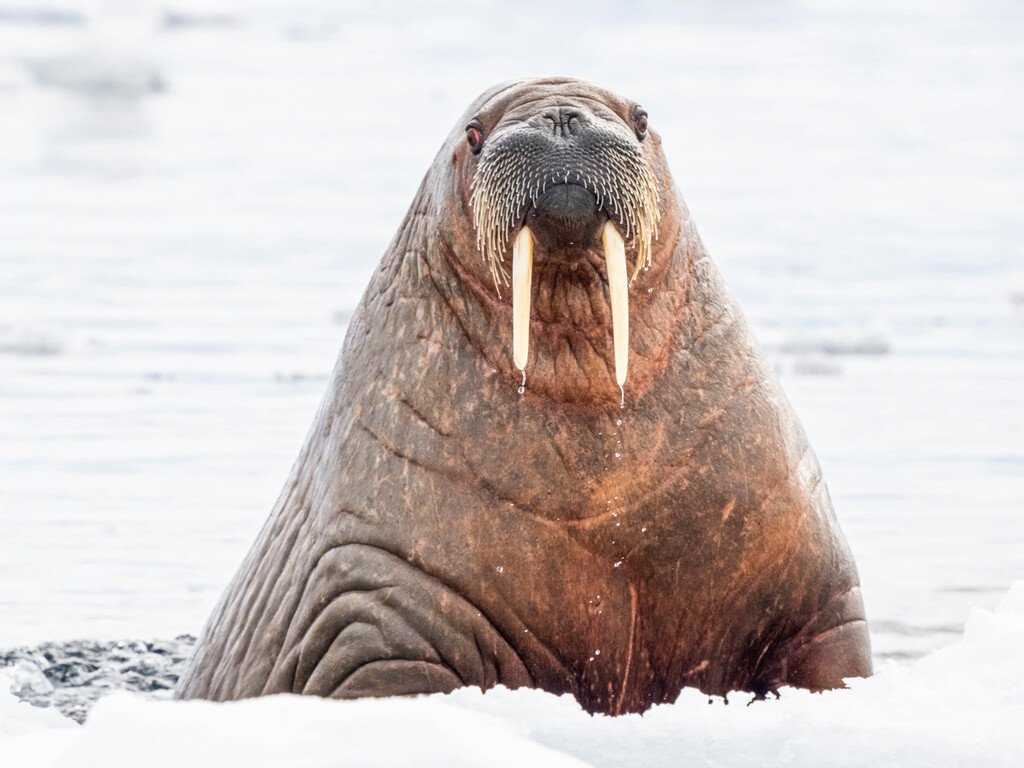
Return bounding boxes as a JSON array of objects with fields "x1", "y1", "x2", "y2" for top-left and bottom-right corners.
[{"x1": 2, "y1": 583, "x2": 1023, "y2": 767}]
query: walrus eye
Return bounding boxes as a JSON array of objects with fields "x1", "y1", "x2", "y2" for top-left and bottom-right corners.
[
  {"x1": 633, "y1": 107, "x2": 648, "y2": 141},
  {"x1": 465, "y1": 121, "x2": 484, "y2": 154}
]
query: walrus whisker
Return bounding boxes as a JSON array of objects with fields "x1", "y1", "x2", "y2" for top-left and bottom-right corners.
[{"x1": 470, "y1": 128, "x2": 661, "y2": 293}]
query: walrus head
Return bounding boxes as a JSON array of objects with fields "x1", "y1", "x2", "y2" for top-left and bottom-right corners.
[{"x1": 434, "y1": 78, "x2": 687, "y2": 405}]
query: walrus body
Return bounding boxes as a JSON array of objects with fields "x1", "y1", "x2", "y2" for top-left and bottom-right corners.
[{"x1": 177, "y1": 78, "x2": 871, "y2": 714}]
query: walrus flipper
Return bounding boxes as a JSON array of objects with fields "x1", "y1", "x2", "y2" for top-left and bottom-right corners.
[
  {"x1": 263, "y1": 542, "x2": 533, "y2": 699},
  {"x1": 776, "y1": 586, "x2": 873, "y2": 691},
  {"x1": 180, "y1": 535, "x2": 535, "y2": 701}
]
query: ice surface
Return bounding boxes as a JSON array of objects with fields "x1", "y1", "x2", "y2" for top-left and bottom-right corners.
[{"x1": 2, "y1": 583, "x2": 1023, "y2": 767}]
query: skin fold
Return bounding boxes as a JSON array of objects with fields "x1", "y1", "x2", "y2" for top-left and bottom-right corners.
[{"x1": 176, "y1": 78, "x2": 872, "y2": 714}]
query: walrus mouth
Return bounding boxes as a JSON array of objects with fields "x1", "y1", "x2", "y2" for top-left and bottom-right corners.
[{"x1": 470, "y1": 127, "x2": 660, "y2": 393}]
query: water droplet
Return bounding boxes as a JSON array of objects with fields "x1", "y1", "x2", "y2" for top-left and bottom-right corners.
[
  {"x1": 613, "y1": 560, "x2": 622, "y2": 568},
  {"x1": 614, "y1": 452, "x2": 621, "y2": 459},
  {"x1": 641, "y1": 526, "x2": 648, "y2": 533},
  {"x1": 594, "y1": 649, "x2": 602, "y2": 656},
  {"x1": 615, "y1": 419, "x2": 622, "y2": 427},
  {"x1": 495, "y1": 565, "x2": 504, "y2": 574}
]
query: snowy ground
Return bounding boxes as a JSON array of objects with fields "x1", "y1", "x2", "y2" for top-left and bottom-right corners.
[
  {"x1": 1, "y1": 0, "x2": 1022, "y2": 763},
  {"x1": 3, "y1": 586, "x2": 1023, "y2": 766}
]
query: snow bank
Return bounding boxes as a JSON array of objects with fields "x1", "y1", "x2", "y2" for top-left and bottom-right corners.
[{"x1": 3, "y1": 584, "x2": 1023, "y2": 767}]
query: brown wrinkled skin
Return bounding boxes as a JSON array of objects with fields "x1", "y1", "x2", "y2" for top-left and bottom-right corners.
[{"x1": 176, "y1": 78, "x2": 872, "y2": 714}]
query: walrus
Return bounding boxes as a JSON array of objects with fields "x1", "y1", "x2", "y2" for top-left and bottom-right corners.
[{"x1": 176, "y1": 77, "x2": 872, "y2": 714}]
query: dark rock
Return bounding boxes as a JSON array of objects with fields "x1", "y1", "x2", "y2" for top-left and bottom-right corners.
[{"x1": 1, "y1": 636, "x2": 196, "y2": 723}]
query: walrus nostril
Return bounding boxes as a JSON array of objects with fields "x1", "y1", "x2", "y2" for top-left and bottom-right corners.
[
  {"x1": 527, "y1": 183, "x2": 603, "y2": 251},
  {"x1": 541, "y1": 108, "x2": 583, "y2": 138}
]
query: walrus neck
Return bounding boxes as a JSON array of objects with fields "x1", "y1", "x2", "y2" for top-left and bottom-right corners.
[{"x1": 413, "y1": 214, "x2": 693, "y2": 405}]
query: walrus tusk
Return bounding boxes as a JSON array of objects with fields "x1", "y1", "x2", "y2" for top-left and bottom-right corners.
[
  {"x1": 602, "y1": 221, "x2": 629, "y2": 388},
  {"x1": 512, "y1": 226, "x2": 534, "y2": 373}
]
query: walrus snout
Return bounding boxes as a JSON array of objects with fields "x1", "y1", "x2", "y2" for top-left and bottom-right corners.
[
  {"x1": 470, "y1": 97, "x2": 662, "y2": 393},
  {"x1": 527, "y1": 183, "x2": 605, "y2": 252}
]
